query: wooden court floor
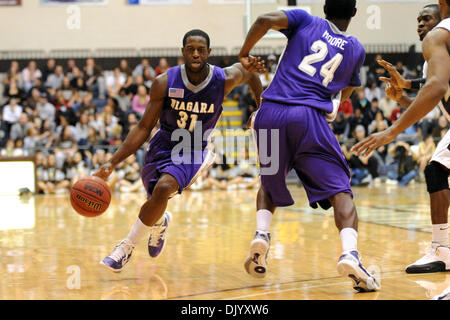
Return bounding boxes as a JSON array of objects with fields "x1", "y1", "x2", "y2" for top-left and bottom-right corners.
[{"x1": 0, "y1": 183, "x2": 449, "y2": 300}]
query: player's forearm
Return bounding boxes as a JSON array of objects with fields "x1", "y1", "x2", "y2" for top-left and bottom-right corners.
[
  {"x1": 397, "y1": 94, "x2": 413, "y2": 109},
  {"x1": 110, "y1": 123, "x2": 152, "y2": 167},
  {"x1": 247, "y1": 73, "x2": 263, "y2": 107},
  {"x1": 390, "y1": 78, "x2": 447, "y2": 136},
  {"x1": 238, "y1": 17, "x2": 272, "y2": 58}
]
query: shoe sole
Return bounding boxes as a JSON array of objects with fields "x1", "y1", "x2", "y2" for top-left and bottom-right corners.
[
  {"x1": 99, "y1": 260, "x2": 123, "y2": 273},
  {"x1": 405, "y1": 261, "x2": 450, "y2": 274},
  {"x1": 337, "y1": 259, "x2": 380, "y2": 292},
  {"x1": 244, "y1": 239, "x2": 269, "y2": 279},
  {"x1": 149, "y1": 212, "x2": 172, "y2": 258}
]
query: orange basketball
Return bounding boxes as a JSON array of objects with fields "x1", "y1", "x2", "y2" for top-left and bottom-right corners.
[{"x1": 70, "y1": 176, "x2": 111, "y2": 217}]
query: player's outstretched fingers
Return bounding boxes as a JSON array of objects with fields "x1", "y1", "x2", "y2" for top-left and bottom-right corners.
[
  {"x1": 377, "y1": 59, "x2": 393, "y2": 69},
  {"x1": 351, "y1": 137, "x2": 373, "y2": 156}
]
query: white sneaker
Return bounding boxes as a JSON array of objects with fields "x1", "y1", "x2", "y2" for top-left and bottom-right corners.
[
  {"x1": 100, "y1": 239, "x2": 135, "y2": 273},
  {"x1": 337, "y1": 250, "x2": 381, "y2": 292},
  {"x1": 406, "y1": 244, "x2": 450, "y2": 274},
  {"x1": 432, "y1": 286, "x2": 450, "y2": 300},
  {"x1": 386, "y1": 179, "x2": 398, "y2": 185},
  {"x1": 244, "y1": 231, "x2": 271, "y2": 278}
]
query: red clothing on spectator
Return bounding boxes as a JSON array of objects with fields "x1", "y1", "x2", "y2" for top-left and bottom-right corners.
[
  {"x1": 155, "y1": 65, "x2": 171, "y2": 76},
  {"x1": 338, "y1": 99, "x2": 354, "y2": 116},
  {"x1": 390, "y1": 107, "x2": 402, "y2": 123}
]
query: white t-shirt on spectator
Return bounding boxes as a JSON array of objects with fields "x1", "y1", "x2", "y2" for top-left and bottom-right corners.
[
  {"x1": 106, "y1": 74, "x2": 126, "y2": 91},
  {"x1": 2, "y1": 104, "x2": 23, "y2": 123},
  {"x1": 37, "y1": 102, "x2": 56, "y2": 121}
]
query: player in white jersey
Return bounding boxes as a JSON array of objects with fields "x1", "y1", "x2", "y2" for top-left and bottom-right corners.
[
  {"x1": 374, "y1": 5, "x2": 450, "y2": 275},
  {"x1": 352, "y1": 0, "x2": 450, "y2": 299}
]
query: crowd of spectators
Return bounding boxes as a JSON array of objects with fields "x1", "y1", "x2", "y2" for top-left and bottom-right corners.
[{"x1": 0, "y1": 53, "x2": 448, "y2": 195}]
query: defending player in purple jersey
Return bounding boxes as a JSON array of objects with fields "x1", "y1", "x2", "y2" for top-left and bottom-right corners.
[
  {"x1": 94, "y1": 29, "x2": 263, "y2": 273},
  {"x1": 238, "y1": 0, "x2": 380, "y2": 293}
]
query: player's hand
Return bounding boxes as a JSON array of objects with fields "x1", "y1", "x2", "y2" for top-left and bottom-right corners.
[
  {"x1": 351, "y1": 129, "x2": 397, "y2": 156},
  {"x1": 94, "y1": 162, "x2": 114, "y2": 181},
  {"x1": 377, "y1": 59, "x2": 410, "y2": 89},
  {"x1": 239, "y1": 55, "x2": 266, "y2": 73},
  {"x1": 385, "y1": 82, "x2": 404, "y2": 102}
]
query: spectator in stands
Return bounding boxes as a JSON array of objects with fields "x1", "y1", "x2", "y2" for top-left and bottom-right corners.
[
  {"x1": 379, "y1": 94, "x2": 398, "y2": 120},
  {"x1": 23, "y1": 126, "x2": 40, "y2": 156},
  {"x1": 347, "y1": 108, "x2": 368, "y2": 139},
  {"x1": 61, "y1": 77, "x2": 73, "y2": 100},
  {"x1": 432, "y1": 115, "x2": 449, "y2": 139},
  {"x1": 365, "y1": 98, "x2": 383, "y2": 123},
  {"x1": 368, "y1": 54, "x2": 388, "y2": 85},
  {"x1": 46, "y1": 65, "x2": 64, "y2": 92},
  {"x1": 106, "y1": 67, "x2": 126, "y2": 98},
  {"x1": 155, "y1": 57, "x2": 170, "y2": 76},
  {"x1": 386, "y1": 141, "x2": 417, "y2": 186},
  {"x1": 133, "y1": 58, "x2": 155, "y2": 79},
  {"x1": 3, "y1": 75, "x2": 25, "y2": 102},
  {"x1": 267, "y1": 54, "x2": 278, "y2": 73},
  {"x1": 78, "y1": 93, "x2": 96, "y2": 117},
  {"x1": 390, "y1": 105, "x2": 404, "y2": 123},
  {"x1": 143, "y1": 68, "x2": 154, "y2": 88},
  {"x1": 42, "y1": 59, "x2": 56, "y2": 83},
  {"x1": 55, "y1": 94, "x2": 77, "y2": 126},
  {"x1": 0, "y1": 139, "x2": 23, "y2": 157},
  {"x1": 368, "y1": 111, "x2": 388, "y2": 135},
  {"x1": 45, "y1": 153, "x2": 69, "y2": 194},
  {"x1": 84, "y1": 58, "x2": 105, "y2": 99},
  {"x1": 36, "y1": 92, "x2": 56, "y2": 122},
  {"x1": 25, "y1": 88, "x2": 41, "y2": 115},
  {"x1": 54, "y1": 125, "x2": 78, "y2": 167},
  {"x1": 332, "y1": 112, "x2": 349, "y2": 143},
  {"x1": 259, "y1": 70, "x2": 274, "y2": 90},
  {"x1": 10, "y1": 113, "x2": 31, "y2": 141},
  {"x1": 122, "y1": 112, "x2": 138, "y2": 139},
  {"x1": 353, "y1": 88, "x2": 371, "y2": 113},
  {"x1": 131, "y1": 85, "x2": 150, "y2": 115},
  {"x1": 116, "y1": 87, "x2": 131, "y2": 112},
  {"x1": 364, "y1": 80, "x2": 383, "y2": 103},
  {"x1": 66, "y1": 59, "x2": 77, "y2": 76},
  {"x1": 2, "y1": 97, "x2": 23, "y2": 127},
  {"x1": 338, "y1": 99, "x2": 353, "y2": 118},
  {"x1": 75, "y1": 112, "x2": 90, "y2": 145},
  {"x1": 120, "y1": 59, "x2": 132, "y2": 77},
  {"x1": 3, "y1": 61, "x2": 20, "y2": 86},
  {"x1": 22, "y1": 61, "x2": 42, "y2": 93},
  {"x1": 342, "y1": 125, "x2": 379, "y2": 186}
]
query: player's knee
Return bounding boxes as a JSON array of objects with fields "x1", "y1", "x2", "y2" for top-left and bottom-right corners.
[
  {"x1": 425, "y1": 161, "x2": 449, "y2": 194},
  {"x1": 153, "y1": 176, "x2": 179, "y2": 198}
]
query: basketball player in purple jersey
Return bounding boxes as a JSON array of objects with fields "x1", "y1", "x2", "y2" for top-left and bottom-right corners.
[
  {"x1": 94, "y1": 29, "x2": 264, "y2": 272},
  {"x1": 238, "y1": 0, "x2": 380, "y2": 292}
]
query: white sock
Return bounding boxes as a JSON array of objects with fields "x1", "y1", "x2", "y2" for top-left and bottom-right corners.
[
  {"x1": 432, "y1": 224, "x2": 449, "y2": 247},
  {"x1": 256, "y1": 209, "x2": 273, "y2": 232},
  {"x1": 126, "y1": 217, "x2": 151, "y2": 245},
  {"x1": 340, "y1": 228, "x2": 358, "y2": 253}
]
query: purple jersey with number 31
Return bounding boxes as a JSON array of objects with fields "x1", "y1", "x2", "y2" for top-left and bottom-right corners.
[{"x1": 262, "y1": 9, "x2": 366, "y2": 113}]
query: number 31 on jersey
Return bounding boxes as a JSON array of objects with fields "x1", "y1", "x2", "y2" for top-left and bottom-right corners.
[{"x1": 299, "y1": 40, "x2": 343, "y2": 87}]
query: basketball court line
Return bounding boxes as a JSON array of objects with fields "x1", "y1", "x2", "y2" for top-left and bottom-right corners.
[{"x1": 166, "y1": 269, "x2": 405, "y2": 300}]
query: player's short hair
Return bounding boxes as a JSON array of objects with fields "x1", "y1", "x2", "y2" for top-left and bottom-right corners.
[
  {"x1": 183, "y1": 29, "x2": 210, "y2": 48},
  {"x1": 423, "y1": 4, "x2": 441, "y2": 17},
  {"x1": 324, "y1": 0, "x2": 356, "y2": 20}
]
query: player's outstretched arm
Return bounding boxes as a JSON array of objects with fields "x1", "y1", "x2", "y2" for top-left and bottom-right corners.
[
  {"x1": 351, "y1": 29, "x2": 450, "y2": 156},
  {"x1": 224, "y1": 63, "x2": 263, "y2": 107},
  {"x1": 238, "y1": 11, "x2": 289, "y2": 72},
  {"x1": 94, "y1": 75, "x2": 167, "y2": 180},
  {"x1": 377, "y1": 59, "x2": 415, "y2": 108}
]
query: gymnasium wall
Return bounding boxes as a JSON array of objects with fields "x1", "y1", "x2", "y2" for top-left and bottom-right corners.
[{"x1": 0, "y1": 0, "x2": 429, "y2": 52}]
